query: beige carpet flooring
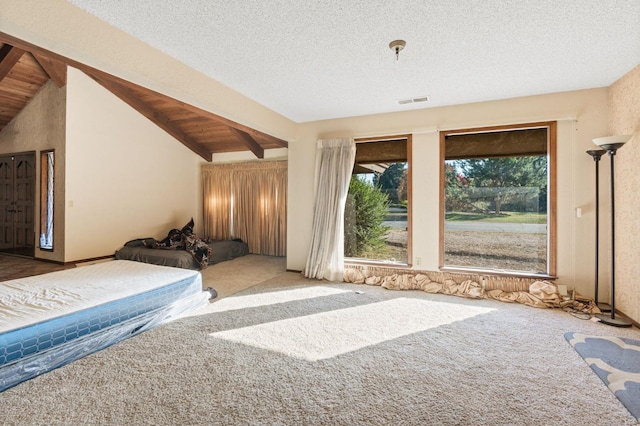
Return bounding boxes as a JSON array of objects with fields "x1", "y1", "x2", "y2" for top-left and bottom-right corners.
[
  {"x1": 200, "y1": 254, "x2": 288, "y2": 299},
  {"x1": 2, "y1": 255, "x2": 640, "y2": 425}
]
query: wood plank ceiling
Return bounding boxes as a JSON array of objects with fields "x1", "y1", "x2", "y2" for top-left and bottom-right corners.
[{"x1": 0, "y1": 32, "x2": 288, "y2": 161}]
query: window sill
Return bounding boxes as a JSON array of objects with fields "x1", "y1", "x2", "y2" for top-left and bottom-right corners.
[
  {"x1": 345, "y1": 258, "x2": 411, "y2": 269},
  {"x1": 440, "y1": 266, "x2": 557, "y2": 280}
]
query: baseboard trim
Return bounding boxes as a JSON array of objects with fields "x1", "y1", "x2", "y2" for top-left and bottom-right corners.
[
  {"x1": 612, "y1": 309, "x2": 640, "y2": 328},
  {"x1": 67, "y1": 254, "x2": 115, "y2": 266},
  {"x1": 32, "y1": 257, "x2": 65, "y2": 265}
]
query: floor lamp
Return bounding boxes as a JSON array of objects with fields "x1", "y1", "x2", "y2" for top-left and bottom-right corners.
[
  {"x1": 586, "y1": 149, "x2": 611, "y2": 312},
  {"x1": 592, "y1": 135, "x2": 632, "y2": 328}
]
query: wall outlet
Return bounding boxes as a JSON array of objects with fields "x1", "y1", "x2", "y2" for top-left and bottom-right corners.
[
  {"x1": 415, "y1": 257, "x2": 421, "y2": 266},
  {"x1": 557, "y1": 284, "x2": 568, "y2": 296}
]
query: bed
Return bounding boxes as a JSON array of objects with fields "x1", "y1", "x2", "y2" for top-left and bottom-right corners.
[
  {"x1": 115, "y1": 238, "x2": 250, "y2": 270},
  {"x1": 0, "y1": 260, "x2": 210, "y2": 392}
]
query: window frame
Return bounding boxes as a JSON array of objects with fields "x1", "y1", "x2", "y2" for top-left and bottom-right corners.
[
  {"x1": 439, "y1": 122, "x2": 557, "y2": 278},
  {"x1": 39, "y1": 149, "x2": 55, "y2": 251},
  {"x1": 345, "y1": 134, "x2": 413, "y2": 266}
]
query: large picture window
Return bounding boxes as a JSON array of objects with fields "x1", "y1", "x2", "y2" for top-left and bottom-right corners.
[
  {"x1": 440, "y1": 122, "x2": 556, "y2": 276},
  {"x1": 345, "y1": 135, "x2": 411, "y2": 264}
]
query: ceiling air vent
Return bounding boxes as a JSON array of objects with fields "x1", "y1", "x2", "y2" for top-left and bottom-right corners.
[{"x1": 397, "y1": 96, "x2": 429, "y2": 105}]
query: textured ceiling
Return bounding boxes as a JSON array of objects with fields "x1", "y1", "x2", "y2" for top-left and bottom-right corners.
[{"x1": 67, "y1": 0, "x2": 640, "y2": 123}]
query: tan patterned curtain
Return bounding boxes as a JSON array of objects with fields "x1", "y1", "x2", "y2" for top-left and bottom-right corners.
[
  {"x1": 202, "y1": 164, "x2": 232, "y2": 240},
  {"x1": 202, "y1": 161, "x2": 287, "y2": 256}
]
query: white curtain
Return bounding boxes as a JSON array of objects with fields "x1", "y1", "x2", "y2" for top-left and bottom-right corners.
[{"x1": 304, "y1": 138, "x2": 356, "y2": 281}]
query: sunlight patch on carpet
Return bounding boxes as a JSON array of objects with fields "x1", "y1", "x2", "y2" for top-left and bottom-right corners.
[
  {"x1": 210, "y1": 297, "x2": 495, "y2": 361},
  {"x1": 208, "y1": 286, "x2": 352, "y2": 313}
]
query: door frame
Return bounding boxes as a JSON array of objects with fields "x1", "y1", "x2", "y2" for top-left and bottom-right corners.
[{"x1": 0, "y1": 150, "x2": 36, "y2": 257}]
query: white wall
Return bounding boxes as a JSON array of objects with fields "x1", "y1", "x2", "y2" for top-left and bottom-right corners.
[
  {"x1": 0, "y1": 81, "x2": 66, "y2": 262},
  {"x1": 64, "y1": 68, "x2": 202, "y2": 262},
  {"x1": 289, "y1": 88, "x2": 610, "y2": 298}
]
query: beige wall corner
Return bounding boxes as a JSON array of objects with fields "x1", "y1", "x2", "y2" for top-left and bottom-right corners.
[{"x1": 608, "y1": 65, "x2": 640, "y2": 323}]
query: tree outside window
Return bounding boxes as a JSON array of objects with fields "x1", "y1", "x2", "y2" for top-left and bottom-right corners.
[
  {"x1": 345, "y1": 137, "x2": 411, "y2": 264},
  {"x1": 441, "y1": 123, "x2": 556, "y2": 276}
]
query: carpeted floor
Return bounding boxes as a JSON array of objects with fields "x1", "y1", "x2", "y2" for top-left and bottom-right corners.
[
  {"x1": 2, "y1": 255, "x2": 640, "y2": 425},
  {"x1": 199, "y1": 254, "x2": 288, "y2": 298}
]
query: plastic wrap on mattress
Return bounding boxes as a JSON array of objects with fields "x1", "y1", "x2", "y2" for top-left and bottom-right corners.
[
  {"x1": 0, "y1": 291, "x2": 208, "y2": 392},
  {"x1": 0, "y1": 274, "x2": 204, "y2": 365},
  {"x1": 0, "y1": 260, "x2": 210, "y2": 392}
]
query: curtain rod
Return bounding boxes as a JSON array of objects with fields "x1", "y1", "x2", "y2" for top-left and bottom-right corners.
[{"x1": 355, "y1": 117, "x2": 578, "y2": 138}]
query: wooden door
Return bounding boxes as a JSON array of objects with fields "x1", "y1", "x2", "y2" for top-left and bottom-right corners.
[
  {"x1": 0, "y1": 153, "x2": 35, "y2": 256},
  {"x1": 0, "y1": 156, "x2": 14, "y2": 251}
]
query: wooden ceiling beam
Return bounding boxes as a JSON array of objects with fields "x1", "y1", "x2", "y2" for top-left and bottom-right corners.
[
  {"x1": 32, "y1": 53, "x2": 67, "y2": 87},
  {"x1": 83, "y1": 72, "x2": 289, "y2": 150},
  {"x1": 229, "y1": 127, "x2": 264, "y2": 158},
  {"x1": 0, "y1": 44, "x2": 25, "y2": 83},
  {"x1": 244, "y1": 128, "x2": 288, "y2": 148},
  {"x1": 157, "y1": 97, "x2": 288, "y2": 149},
  {"x1": 0, "y1": 31, "x2": 288, "y2": 154},
  {"x1": 90, "y1": 73, "x2": 212, "y2": 161}
]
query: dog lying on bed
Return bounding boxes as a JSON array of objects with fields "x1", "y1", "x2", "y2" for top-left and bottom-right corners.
[{"x1": 144, "y1": 219, "x2": 213, "y2": 269}]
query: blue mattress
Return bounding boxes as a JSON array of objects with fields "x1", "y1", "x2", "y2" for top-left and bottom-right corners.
[{"x1": 0, "y1": 260, "x2": 209, "y2": 392}]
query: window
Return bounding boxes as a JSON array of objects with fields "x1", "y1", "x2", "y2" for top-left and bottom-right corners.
[
  {"x1": 440, "y1": 122, "x2": 556, "y2": 276},
  {"x1": 39, "y1": 150, "x2": 54, "y2": 250},
  {"x1": 345, "y1": 135, "x2": 411, "y2": 264}
]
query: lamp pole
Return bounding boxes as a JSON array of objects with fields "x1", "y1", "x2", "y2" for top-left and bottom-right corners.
[
  {"x1": 594, "y1": 142, "x2": 631, "y2": 327},
  {"x1": 586, "y1": 149, "x2": 610, "y2": 312}
]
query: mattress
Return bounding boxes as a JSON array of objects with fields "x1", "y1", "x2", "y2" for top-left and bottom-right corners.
[
  {"x1": 0, "y1": 260, "x2": 209, "y2": 392},
  {"x1": 115, "y1": 239, "x2": 249, "y2": 269}
]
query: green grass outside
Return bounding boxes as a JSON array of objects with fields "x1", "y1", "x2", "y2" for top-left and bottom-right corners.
[{"x1": 445, "y1": 211, "x2": 547, "y2": 224}]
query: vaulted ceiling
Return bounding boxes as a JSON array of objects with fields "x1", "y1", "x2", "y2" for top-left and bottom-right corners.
[{"x1": 0, "y1": 32, "x2": 288, "y2": 161}]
